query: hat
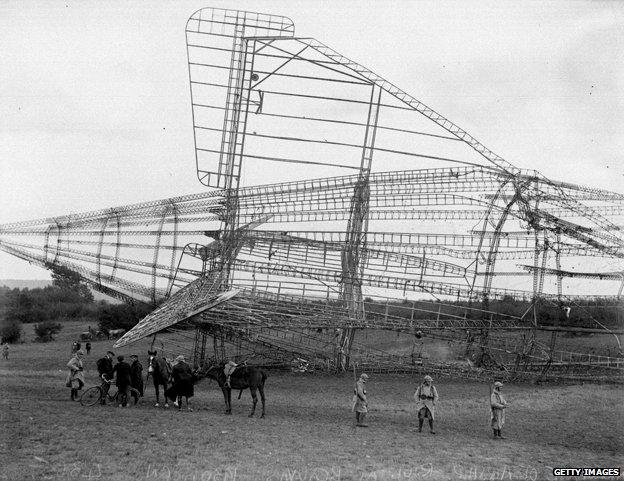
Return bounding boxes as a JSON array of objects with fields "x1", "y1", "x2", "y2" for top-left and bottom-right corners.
[
  {"x1": 106, "y1": 351, "x2": 115, "y2": 356},
  {"x1": 117, "y1": 355, "x2": 124, "y2": 362},
  {"x1": 494, "y1": 381, "x2": 503, "y2": 388},
  {"x1": 359, "y1": 373, "x2": 369, "y2": 380},
  {"x1": 175, "y1": 355, "x2": 185, "y2": 363},
  {"x1": 130, "y1": 354, "x2": 138, "y2": 359},
  {"x1": 147, "y1": 350, "x2": 157, "y2": 356},
  {"x1": 424, "y1": 375, "x2": 433, "y2": 382}
]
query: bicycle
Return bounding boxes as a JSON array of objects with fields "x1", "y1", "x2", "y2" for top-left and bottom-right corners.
[{"x1": 80, "y1": 379, "x2": 141, "y2": 407}]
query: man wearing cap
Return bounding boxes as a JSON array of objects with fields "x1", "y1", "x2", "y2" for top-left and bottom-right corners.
[
  {"x1": 129, "y1": 354, "x2": 144, "y2": 403},
  {"x1": 414, "y1": 375, "x2": 438, "y2": 434},
  {"x1": 66, "y1": 350, "x2": 85, "y2": 401},
  {"x1": 112, "y1": 355, "x2": 132, "y2": 407},
  {"x1": 96, "y1": 350, "x2": 115, "y2": 405},
  {"x1": 490, "y1": 381, "x2": 508, "y2": 439},
  {"x1": 352, "y1": 373, "x2": 369, "y2": 427}
]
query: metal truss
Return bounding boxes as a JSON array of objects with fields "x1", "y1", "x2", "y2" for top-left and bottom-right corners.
[{"x1": 1, "y1": 7, "x2": 623, "y2": 381}]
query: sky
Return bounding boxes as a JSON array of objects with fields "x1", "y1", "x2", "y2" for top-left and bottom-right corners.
[{"x1": 1, "y1": 0, "x2": 623, "y2": 280}]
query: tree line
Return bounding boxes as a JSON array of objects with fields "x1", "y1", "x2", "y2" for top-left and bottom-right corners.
[{"x1": 0, "y1": 264, "x2": 151, "y2": 343}]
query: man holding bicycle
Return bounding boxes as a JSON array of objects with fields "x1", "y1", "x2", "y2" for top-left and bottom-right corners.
[{"x1": 96, "y1": 351, "x2": 115, "y2": 405}]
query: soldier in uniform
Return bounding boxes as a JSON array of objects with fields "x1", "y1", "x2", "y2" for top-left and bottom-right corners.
[
  {"x1": 414, "y1": 374, "x2": 438, "y2": 434},
  {"x1": 352, "y1": 373, "x2": 369, "y2": 427},
  {"x1": 490, "y1": 381, "x2": 508, "y2": 439},
  {"x1": 66, "y1": 350, "x2": 85, "y2": 401}
]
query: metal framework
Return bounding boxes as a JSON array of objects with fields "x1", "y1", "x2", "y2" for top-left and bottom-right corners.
[{"x1": 1, "y1": 7, "x2": 623, "y2": 382}]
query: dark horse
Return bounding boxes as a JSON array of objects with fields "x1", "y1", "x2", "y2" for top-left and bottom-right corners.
[
  {"x1": 147, "y1": 350, "x2": 171, "y2": 407},
  {"x1": 197, "y1": 362, "x2": 267, "y2": 417}
]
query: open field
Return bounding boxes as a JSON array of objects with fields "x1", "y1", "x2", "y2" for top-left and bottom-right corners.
[{"x1": 1, "y1": 322, "x2": 623, "y2": 481}]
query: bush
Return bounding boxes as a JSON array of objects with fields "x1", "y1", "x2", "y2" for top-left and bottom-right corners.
[
  {"x1": 34, "y1": 321, "x2": 63, "y2": 342},
  {"x1": 1, "y1": 319, "x2": 22, "y2": 343}
]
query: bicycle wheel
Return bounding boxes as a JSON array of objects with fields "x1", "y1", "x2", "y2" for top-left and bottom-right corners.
[{"x1": 80, "y1": 386, "x2": 102, "y2": 406}]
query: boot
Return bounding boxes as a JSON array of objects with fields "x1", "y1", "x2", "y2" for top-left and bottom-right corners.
[
  {"x1": 418, "y1": 419, "x2": 424, "y2": 433},
  {"x1": 355, "y1": 412, "x2": 360, "y2": 425},
  {"x1": 428, "y1": 419, "x2": 435, "y2": 434},
  {"x1": 70, "y1": 389, "x2": 76, "y2": 401},
  {"x1": 358, "y1": 413, "x2": 368, "y2": 427},
  {"x1": 493, "y1": 429, "x2": 498, "y2": 439},
  {"x1": 498, "y1": 429, "x2": 506, "y2": 439}
]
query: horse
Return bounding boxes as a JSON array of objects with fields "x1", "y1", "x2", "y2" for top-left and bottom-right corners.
[
  {"x1": 196, "y1": 362, "x2": 267, "y2": 418},
  {"x1": 107, "y1": 328, "x2": 126, "y2": 340},
  {"x1": 146, "y1": 351, "x2": 171, "y2": 407}
]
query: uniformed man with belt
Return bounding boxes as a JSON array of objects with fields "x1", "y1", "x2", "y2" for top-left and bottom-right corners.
[
  {"x1": 414, "y1": 374, "x2": 438, "y2": 434},
  {"x1": 352, "y1": 373, "x2": 369, "y2": 427}
]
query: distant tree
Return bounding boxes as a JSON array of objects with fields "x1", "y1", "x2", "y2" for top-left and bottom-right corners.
[
  {"x1": 34, "y1": 321, "x2": 63, "y2": 342},
  {"x1": 0, "y1": 319, "x2": 22, "y2": 343},
  {"x1": 98, "y1": 302, "x2": 151, "y2": 333},
  {"x1": 46, "y1": 262, "x2": 94, "y2": 303}
]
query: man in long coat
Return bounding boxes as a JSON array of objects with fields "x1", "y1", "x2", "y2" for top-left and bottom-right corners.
[
  {"x1": 129, "y1": 354, "x2": 144, "y2": 403},
  {"x1": 66, "y1": 350, "x2": 85, "y2": 401},
  {"x1": 352, "y1": 373, "x2": 369, "y2": 427},
  {"x1": 414, "y1": 374, "x2": 439, "y2": 434},
  {"x1": 490, "y1": 381, "x2": 508, "y2": 439},
  {"x1": 167, "y1": 355, "x2": 195, "y2": 411},
  {"x1": 112, "y1": 355, "x2": 132, "y2": 407}
]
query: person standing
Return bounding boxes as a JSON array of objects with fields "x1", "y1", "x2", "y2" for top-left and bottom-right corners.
[
  {"x1": 85, "y1": 342, "x2": 92, "y2": 355},
  {"x1": 352, "y1": 373, "x2": 369, "y2": 427},
  {"x1": 112, "y1": 355, "x2": 132, "y2": 407},
  {"x1": 66, "y1": 350, "x2": 85, "y2": 401},
  {"x1": 169, "y1": 355, "x2": 195, "y2": 411},
  {"x1": 129, "y1": 354, "x2": 144, "y2": 403},
  {"x1": 490, "y1": 381, "x2": 508, "y2": 439},
  {"x1": 224, "y1": 360, "x2": 237, "y2": 388},
  {"x1": 2, "y1": 342, "x2": 9, "y2": 360},
  {"x1": 96, "y1": 351, "x2": 115, "y2": 405},
  {"x1": 414, "y1": 375, "x2": 438, "y2": 434}
]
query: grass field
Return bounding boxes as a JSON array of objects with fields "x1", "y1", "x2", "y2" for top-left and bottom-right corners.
[{"x1": 1, "y1": 322, "x2": 622, "y2": 481}]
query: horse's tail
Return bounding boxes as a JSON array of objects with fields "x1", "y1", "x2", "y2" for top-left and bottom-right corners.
[{"x1": 261, "y1": 370, "x2": 268, "y2": 386}]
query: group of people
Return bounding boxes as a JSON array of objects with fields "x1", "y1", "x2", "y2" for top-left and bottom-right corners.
[
  {"x1": 71, "y1": 341, "x2": 91, "y2": 355},
  {"x1": 95, "y1": 351, "x2": 144, "y2": 407},
  {"x1": 352, "y1": 373, "x2": 509, "y2": 439},
  {"x1": 66, "y1": 348, "x2": 195, "y2": 410},
  {"x1": 66, "y1": 351, "x2": 510, "y2": 437}
]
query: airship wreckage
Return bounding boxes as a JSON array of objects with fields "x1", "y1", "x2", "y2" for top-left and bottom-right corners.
[{"x1": 2, "y1": 8, "x2": 623, "y2": 381}]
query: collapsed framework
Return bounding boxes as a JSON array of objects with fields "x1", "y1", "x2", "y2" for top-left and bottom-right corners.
[{"x1": 1, "y1": 8, "x2": 623, "y2": 382}]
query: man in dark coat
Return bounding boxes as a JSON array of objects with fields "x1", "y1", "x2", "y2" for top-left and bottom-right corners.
[
  {"x1": 96, "y1": 351, "x2": 115, "y2": 405},
  {"x1": 129, "y1": 354, "x2": 144, "y2": 403},
  {"x1": 112, "y1": 355, "x2": 132, "y2": 407},
  {"x1": 166, "y1": 355, "x2": 195, "y2": 411}
]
